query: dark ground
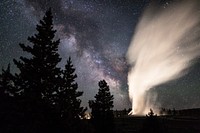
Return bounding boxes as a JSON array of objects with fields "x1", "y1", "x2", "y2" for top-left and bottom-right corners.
[{"x1": 114, "y1": 109, "x2": 200, "y2": 133}]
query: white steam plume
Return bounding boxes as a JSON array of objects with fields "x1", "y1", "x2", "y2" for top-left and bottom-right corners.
[{"x1": 127, "y1": 1, "x2": 200, "y2": 115}]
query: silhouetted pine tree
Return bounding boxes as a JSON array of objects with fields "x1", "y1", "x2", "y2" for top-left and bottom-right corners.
[
  {"x1": 0, "y1": 64, "x2": 13, "y2": 116},
  {"x1": 8, "y1": 8, "x2": 88, "y2": 133},
  {"x1": 0, "y1": 65, "x2": 11, "y2": 132},
  {"x1": 0, "y1": 64, "x2": 23, "y2": 133},
  {"x1": 55, "y1": 57, "x2": 87, "y2": 132},
  {"x1": 0, "y1": 64, "x2": 14, "y2": 96},
  {"x1": 140, "y1": 109, "x2": 165, "y2": 133},
  {"x1": 13, "y1": 8, "x2": 61, "y2": 102},
  {"x1": 12, "y1": 8, "x2": 62, "y2": 132},
  {"x1": 89, "y1": 80, "x2": 114, "y2": 133}
]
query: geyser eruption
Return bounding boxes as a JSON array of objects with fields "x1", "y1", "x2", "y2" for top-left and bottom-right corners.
[{"x1": 127, "y1": 1, "x2": 200, "y2": 115}]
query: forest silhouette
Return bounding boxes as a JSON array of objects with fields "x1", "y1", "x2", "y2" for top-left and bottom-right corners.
[{"x1": 0, "y1": 8, "x2": 114, "y2": 133}]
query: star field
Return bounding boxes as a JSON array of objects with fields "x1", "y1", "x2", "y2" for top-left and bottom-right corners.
[{"x1": 1, "y1": 0, "x2": 200, "y2": 110}]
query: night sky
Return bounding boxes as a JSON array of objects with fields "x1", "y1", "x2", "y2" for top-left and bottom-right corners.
[{"x1": 1, "y1": 0, "x2": 200, "y2": 110}]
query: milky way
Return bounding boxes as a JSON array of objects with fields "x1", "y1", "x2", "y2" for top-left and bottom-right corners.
[{"x1": 1, "y1": 0, "x2": 200, "y2": 110}]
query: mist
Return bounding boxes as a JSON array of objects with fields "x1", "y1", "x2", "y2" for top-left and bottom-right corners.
[{"x1": 127, "y1": 1, "x2": 200, "y2": 115}]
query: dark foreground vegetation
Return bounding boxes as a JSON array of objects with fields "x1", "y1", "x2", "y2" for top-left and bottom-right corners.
[
  {"x1": 1, "y1": 8, "x2": 200, "y2": 133},
  {"x1": 0, "y1": 8, "x2": 114, "y2": 133}
]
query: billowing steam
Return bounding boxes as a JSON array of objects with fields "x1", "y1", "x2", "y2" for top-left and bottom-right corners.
[{"x1": 127, "y1": 1, "x2": 200, "y2": 115}]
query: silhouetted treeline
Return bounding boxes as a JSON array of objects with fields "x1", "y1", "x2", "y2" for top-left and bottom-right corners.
[
  {"x1": 0, "y1": 8, "x2": 118, "y2": 133},
  {"x1": 113, "y1": 108, "x2": 131, "y2": 117},
  {"x1": 0, "y1": 8, "x2": 94, "y2": 133},
  {"x1": 159, "y1": 108, "x2": 177, "y2": 116}
]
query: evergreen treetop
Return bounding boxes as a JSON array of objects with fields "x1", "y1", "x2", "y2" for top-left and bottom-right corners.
[
  {"x1": 13, "y1": 8, "x2": 61, "y2": 100},
  {"x1": 0, "y1": 64, "x2": 13, "y2": 97},
  {"x1": 89, "y1": 80, "x2": 114, "y2": 133},
  {"x1": 89, "y1": 80, "x2": 114, "y2": 117},
  {"x1": 55, "y1": 57, "x2": 86, "y2": 120},
  {"x1": 90, "y1": 80, "x2": 114, "y2": 111},
  {"x1": 0, "y1": 8, "x2": 87, "y2": 133}
]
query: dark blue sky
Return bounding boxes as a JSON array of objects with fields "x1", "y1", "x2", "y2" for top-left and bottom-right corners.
[{"x1": 1, "y1": 0, "x2": 200, "y2": 110}]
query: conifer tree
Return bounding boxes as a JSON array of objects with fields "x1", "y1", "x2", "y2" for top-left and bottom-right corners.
[
  {"x1": 0, "y1": 64, "x2": 13, "y2": 96},
  {"x1": 11, "y1": 8, "x2": 62, "y2": 132},
  {"x1": 56, "y1": 57, "x2": 86, "y2": 121},
  {"x1": 141, "y1": 109, "x2": 161, "y2": 133},
  {"x1": 13, "y1": 8, "x2": 61, "y2": 103},
  {"x1": 0, "y1": 64, "x2": 14, "y2": 114},
  {"x1": 0, "y1": 64, "x2": 21, "y2": 97},
  {"x1": 10, "y1": 8, "x2": 87, "y2": 132},
  {"x1": 0, "y1": 64, "x2": 21, "y2": 132},
  {"x1": 89, "y1": 80, "x2": 114, "y2": 133}
]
